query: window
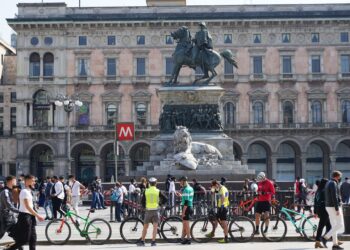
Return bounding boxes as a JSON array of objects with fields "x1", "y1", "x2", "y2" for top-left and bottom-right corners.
[
  {"x1": 106, "y1": 104, "x2": 118, "y2": 128},
  {"x1": 33, "y1": 90, "x2": 50, "y2": 128},
  {"x1": 107, "y1": 36, "x2": 116, "y2": 45},
  {"x1": 136, "y1": 103, "x2": 147, "y2": 126},
  {"x1": 341, "y1": 55, "x2": 350, "y2": 77},
  {"x1": 282, "y1": 33, "x2": 291, "y2": 43},
  {"x1": 340, "y1": 32, "x2": 349, "y2": 43},
  {"x1": 30, "y1": 37, "x2": 39, "y2": 46},
  {"x1": 311, "y1": 33, "x2": 319, "y2": 43},
  {"x1": 253, "y1": 101, "x2": 264, "y2": 124},
  {"x1": 342, "y1": 100, "x2": 350, "y2": 123},
  {"x1": 136, "y1": 58, "x2": 146, "y2": 76},
  {"x1": 224, "y1": 34, "x2": 232, "y2": 44},
  {"x1": 253, "y1": 56, "x2": 263, "y2": 76},
  {"x1": 311, "y1": 55, "x2": 321, "y2": 73},
  {"x1": 79, "y1": 36, "x2": 87, "y2": 46},
  {"x1": 43, "y1": 53, "x2": 54, "y2": 79},
  {"x1": 10, "y1": 107, "x2": 16, "y2": 135},
  {"x1": 0, "y1": 107, "x2": 3, "y2": 136},
  {"x1": 77, "y1": 103, "x2": 89, "y2": 126},
  {"x1": 253, "y1": 34, "x2": 261, "y2": 44},
  {"x1": 311, "y1": 100, "x2": 322, "y2": 124},
  {"x1": 0, "y1": 92, "x2": 3, "y2": 103},
  {"x1": 29, "y1": 53, "x2": 40, "y2": 78},
  {"x1": 137, "y1": 35, "x2": 145, "y2": 45},
  {"x1": 283, "y1": 101, "x2": 294, "y2": 124},
  {"x1": 10, "y1": 92, "x2": 16, "y2": 103},
  {"x1": 78, "y1": 59, "x2": 88, "y2": 78},
  {"x1": 282, "y1": 56, "x2": 292, "y2": 76},
  {"x1": 224, "y1": 102, "x2": 235, "y2": 126},
  {"x1": 165, "y1": 57, "x2": 174, "y2": 76},
  {"x1": 224, "y1": 60, "x2": 234, "y2": 75},
  {"x1": 107, "y1": 58, "x2": 116, "y2": 77},
  {"x1": 165, "y1": 35, "x2": 173, "y2": 45},
  {"x1": 44, "y1": 37, "x2": 53, "y2": 46}
]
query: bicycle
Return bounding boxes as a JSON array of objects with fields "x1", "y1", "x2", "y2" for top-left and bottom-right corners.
[
  {"x1": 190, "y1": 207, "x2": 255, "y2": 243},
  {"x1": 45, "y1": 206, "x2": 112, "y2": 245},
  {"x1": 260, "y1": 205, "x2": 318, "y2": 242},
  {"x1": 120, "y1": 206, "x2": 182, "y2": 244}
]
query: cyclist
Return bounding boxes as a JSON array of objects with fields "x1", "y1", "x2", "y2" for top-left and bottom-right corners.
[
  {"x1": 206, "y1": 179, "x2": 230, "y2": 243},
  {"x1": 177, "y1": 176, "x2": 194, "y2": 245},
  {"x1": 254, "y1": 172, "x2": 275, "y2": 235},
  {"x1": 137, "y1": 177, "x2": 167, "y2": 247}
]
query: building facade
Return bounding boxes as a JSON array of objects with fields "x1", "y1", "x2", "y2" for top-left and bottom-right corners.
[
  {"x1": 0, "y1": 40, "x2": 17, "y2": 178},
  {"x1": 6, "y1": 2, "x2": 350, "y2": 184}
]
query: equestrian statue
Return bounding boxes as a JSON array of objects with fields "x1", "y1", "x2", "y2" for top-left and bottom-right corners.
[{"x1": 166, "y1": 22, "x2": 238, "y2": 86}]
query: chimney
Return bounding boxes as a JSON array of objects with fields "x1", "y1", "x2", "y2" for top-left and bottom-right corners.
[{"x1": 146, "y1": 0, "x2": 186, "y2": 7}]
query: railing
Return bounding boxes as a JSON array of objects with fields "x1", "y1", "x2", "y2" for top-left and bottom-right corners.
[{"x1": 224, "y1": 122, "x2": 350, "y2": 130}]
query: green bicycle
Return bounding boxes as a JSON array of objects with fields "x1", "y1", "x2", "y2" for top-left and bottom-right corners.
[
  {"x1": 260, "y1": 206, "x2": 318, "y2": 242},
  {"x1": 45, "y1": 207, "x2": 112, "y2": 245}
]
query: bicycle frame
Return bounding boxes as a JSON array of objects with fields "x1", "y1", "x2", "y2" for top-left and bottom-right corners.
[
  {"x1": 59, "y1": 209, "x2": 92, "y2": 237},
  {"x1": 279, "y1": 207, "x2": 310, "y2": 233}
]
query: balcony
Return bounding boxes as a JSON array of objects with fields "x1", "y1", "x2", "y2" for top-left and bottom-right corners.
[
  {"x1": 249, "y1": 73, "x2": 267, "y2": 83},
  {"x1": 103, "y1": 76, "x2": 121, "y2": 86},
  {"x1": 132, "y1": 75, "x2": 150, "y2": 86},
  {"x1": 224, "y1": 122, "x2": 350, "y2": 130},
  {"x1": 73, "y1": 76, "x2": 91, "y2": 85},
  {"x1": 308, "y1": 73, "x2": 325, "y2": 83},
  {"x1": 28, "y1": 76, "x2": 55, "y2": 82},
  {"x1": 337, "y1": 72, "x2": 350, "y2": 82},
  {"x1": 279, "y1": 73, "x2": 296, "y2": 83}
]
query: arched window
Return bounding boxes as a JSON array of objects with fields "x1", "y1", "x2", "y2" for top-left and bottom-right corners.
[
  {"x1": 283, "y1": 101, "x2": 294, "y2": 125},
  {"x1": 106, "y1": 104, "x2": 118, "y2": 128},
  {"x1": 43, "y1": 53, "x2": 54, "y2": 78},
  {"x1": 136, "y1": 103, "x2": 147, "y2": 126},
  {"x1": 224, "y1": 102, "x2": 235, "y2": 126},
  {"x1": 253, "y1": 101, "x2": 264, "y2": 124},
  {"x1": 33, "y1": 90, "x2": 49, "y2": 127},
  {"x1": 29, "y1": 53, "x2": 40, "y2": 78},
  {"x1": 342, "y1": 100, "x2": 350, "y2": 123},
  {"x1": 77, "y1": 102, "x2": 89, "y2": 126},
  {"x1": 311, "y1": 100, "x2": 322, "y2": 124}
]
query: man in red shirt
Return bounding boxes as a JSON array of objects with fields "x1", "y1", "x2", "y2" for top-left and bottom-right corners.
[{"x1": 254, "y1": 172, "x2": 275, "y2": 235}]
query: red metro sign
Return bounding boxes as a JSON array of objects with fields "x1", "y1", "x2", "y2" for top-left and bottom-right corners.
[{"x1": 116, "y1": 123, "x2": 135, "y2": 141}]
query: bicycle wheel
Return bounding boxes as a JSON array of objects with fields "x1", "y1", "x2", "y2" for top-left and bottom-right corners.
[
  {"x1": 260, "y1": 215, "x2": 287, "y2": 242},
  {"x1": 86, "y1": 218, "x2": 112, "y2": 244},
  {"x1": 190, "y1": 217, "x2": 215, "y2": 243},
  {"x1": 160, "y1": 216, "x2": 183, "y2": 243},
  {"x1": 120, "y1": 217, "x2": 144, "y2": 244},
  {"x1": 45, "y1": 219, "x2": 71, "y2": 245},
  {"x1": 302, "y1": 215, "x2": 318, "y2": 241},
  {"x1": 229, "y1": 216, "x2": 255, "y2": 242}
]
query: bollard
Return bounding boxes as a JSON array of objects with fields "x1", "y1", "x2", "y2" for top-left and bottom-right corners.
[{"x1": 343, "y1": 204, "x2": 350, "y2": 234}]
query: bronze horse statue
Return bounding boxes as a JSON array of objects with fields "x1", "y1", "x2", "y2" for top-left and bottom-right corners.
[{"x1": 166, "y1": 26, "x2": 238, "y2": 86}]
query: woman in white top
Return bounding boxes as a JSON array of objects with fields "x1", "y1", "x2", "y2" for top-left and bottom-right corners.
[{"x1": 6, "y1": 175, "x2": 44, "y2": 250}]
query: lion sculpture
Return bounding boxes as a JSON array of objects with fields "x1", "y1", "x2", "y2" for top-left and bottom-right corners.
[{"x1": 173, "y1": 126, "x2": 223, "y2": 170}]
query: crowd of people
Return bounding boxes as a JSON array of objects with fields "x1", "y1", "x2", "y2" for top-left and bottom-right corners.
[{"x1": 0, "y1": 170, "x2": 349, "y2": 249}]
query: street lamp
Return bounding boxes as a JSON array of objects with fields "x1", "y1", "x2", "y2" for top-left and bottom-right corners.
[{"x1": 55, "y1": 95, "x2": 83, "y2": 176}]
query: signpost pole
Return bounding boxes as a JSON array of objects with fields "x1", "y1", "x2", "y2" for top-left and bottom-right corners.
[{"x1": 114, "y1": 124, "x2": 118, "y2": 182}]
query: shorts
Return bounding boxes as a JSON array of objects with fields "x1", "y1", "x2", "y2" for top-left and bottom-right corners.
[
  {"x1": 144, "y1": 210, "x2": 159, "y2": 224},
  {"x1": 255, "y1": 201, "x2": 271, "y2": 214},
  {"x1": 182, "y1": 207, "x2": 193, "y2": 221},
  {"x1": 216, "y1": 207, "x2": 228, "y2": 221}
]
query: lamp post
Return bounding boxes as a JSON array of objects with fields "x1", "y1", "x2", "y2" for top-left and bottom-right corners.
[{"x1": 54, "y1": 95, "x2": 83, "y2": 176}]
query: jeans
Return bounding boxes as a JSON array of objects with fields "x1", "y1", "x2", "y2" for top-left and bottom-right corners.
[
  {"x1": 114, "y1": 202, "x2": 122, "y2": 222},
  {"x1": 98, "y1": 192, "x2": 106, "y2": 209},
  {"x1": 44, "y1": 199, "x2": 53, "y2": 219},
  {"x1": 324, "y1": 207, "x2": 345, "y2": 245},
  {"x1": 91, "y1": 191, "x2": 101, "y2": 209}
]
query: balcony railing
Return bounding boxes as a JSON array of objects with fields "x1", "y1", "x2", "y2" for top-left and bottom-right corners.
[{"x1": 224, "y1": 122, "x2": 350, "y2": 130}]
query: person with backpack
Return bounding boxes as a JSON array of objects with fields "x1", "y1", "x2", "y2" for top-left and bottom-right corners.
[
  {"x1": 43, "y1": 177, "x2": 53, "y2": 220},
  {"x1": 0, "y1": 176, "x2": 20, "y2": 245},
  {"x1": 314, "y1": 178, "x2": 331, "y2": 248},
  {"x1": 111, "y1": 182, "x2": 123, "y2": 222},
  {"x1": 51, "y1": 176, "x2": 64, "y2": 219},
  {"x1": 59, "y1": 176, "x2": 70, "y2": 214}
]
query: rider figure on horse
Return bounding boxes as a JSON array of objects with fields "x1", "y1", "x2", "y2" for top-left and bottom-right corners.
[{"x1": 191, "y1": 22, "x2": 213, "y2": 67}]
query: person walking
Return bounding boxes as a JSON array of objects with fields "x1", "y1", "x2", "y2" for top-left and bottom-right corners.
[
  {"x1": 0, "y1": 176, "x2": 20, "y2": 244},
  {"x1": 43, "y1": 177, "x2": 53, "y2": 220},
  {"x1": 168, "y1": 176, "x2": 176, "y2": 213},
  {"x1": 111, "y1": 182, "x2": 123, "y2": 222},
  {"x1": 314, "y1": 178, "x2": 331, "y2": 248},
  {"x1": 137, "y1": 177, "x2": 167, "y2": 247},
  {"x1": 90, "y1": 177, "x2": 101, "y2": 210},
  {"x1": 5, "y1": 175, "x2": 44, "y2": 250},
  {"x1": 51, "y1": 176, "x2": 64, "y2": 219},
  {"x1": 298, "y1": 178, "x2": 308, "y2": 212},
  {"x1": 321, "y1": 171, "x2": 345, "y2": 249},
  {"x1": 254, "y1": 172, "x2": 275, "y2": 235},
  {"x1": 96, "y1": 178, "x2": 106, "y2": 209},
  {"x1": 59, "y1": 176, "x2": 70, "y2": 213},
  {"x1": 178, "y1": 176, "x2": 194, "y2": 245},
  {"x1": 340, "y1": 177, "x2": 350, "y2": 204},
  {"x1": 68, "y1": 175, "x2": 85, "y2": 224}
]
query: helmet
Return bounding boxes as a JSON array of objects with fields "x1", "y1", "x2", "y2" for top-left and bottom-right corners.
[
  {"x1": 199, "y1": 21, "x2": 207, "y2": 28},
  {"x1": 149, "y1": 177, "x2": 157, "y2": 183},
  {"x1": 257, "y1": 172, "x2": 266, "y2": 182},
  {"x1": 179, "y1": 176, "x2": 188, "y2": 182}
]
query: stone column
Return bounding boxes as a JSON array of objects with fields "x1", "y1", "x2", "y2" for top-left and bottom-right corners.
[
  {"x1": 29, "y1": 104, "x2": 33, "y2": 126},
  {"x1": 300, "y1": 153, "x2": 307, "y2": 179},
  {"x1": 329, "y1": 153, "x2": 337, "y2": 178},
  {"x1": 124, "y1": 155, "x2": 131, "y2": 177},
  {"x1": 17, "y1": 158, "x2": 30, "y2": 175},
  {"x1": 271, "y1": 155, "x2": 278, "y2": 180},
  {"x1": 54, "y1": 157, "x2": 68, "y2": 177},
  {"x1": 95, "y1": 156, "x2": 101, "y2": 178},
  {"x1": 241, "y1": 153, "x2": 248, "y2": 166}
]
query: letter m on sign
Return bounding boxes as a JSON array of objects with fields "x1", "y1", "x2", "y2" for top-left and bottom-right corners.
[{"x1": 116, "y1": 123, "x2": 135, "y2": 141}]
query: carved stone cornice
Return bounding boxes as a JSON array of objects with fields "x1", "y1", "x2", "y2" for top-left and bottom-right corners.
[
  {"x1": 277, "y1": 88, "x2": 298, "y2": 100},
  {"x1": 247, "y1": 88, "x2": 269, "y2": 101}
]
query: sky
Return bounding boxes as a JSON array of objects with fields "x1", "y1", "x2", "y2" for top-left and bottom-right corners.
[{"x1": 1, "y1": 0, "x2": 350, "y2": 45}]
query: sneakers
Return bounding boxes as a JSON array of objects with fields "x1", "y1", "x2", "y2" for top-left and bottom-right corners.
[
  {"x1": 180, "y1": 239, "x2": 191, "y2": 245},
  {"x1": 321, "y1": 236, "x2": 328, "y2": 248},
  {"x1": 205, "y1": 232, "x2": 215, "y2": 238},
  {"x1": 332, "y1": 245, "x2": 344, "y2": 250},
  {"x1": 218, "y1": 238, "x2": 229, "y2": 243},
  {"x1": 151, "y1": 241, "x2": 157, "y2": 246},
  {"x1": 136, "y1": 240, "x2": 145, "y2": 247},
  {"x1": 254, "y1": 228, "x2": 260, "y2": 235}
]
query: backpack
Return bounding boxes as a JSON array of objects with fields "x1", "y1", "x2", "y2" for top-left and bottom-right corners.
[{"x1": 111, "y1": 189, "x2": 121, "y2": 202}]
